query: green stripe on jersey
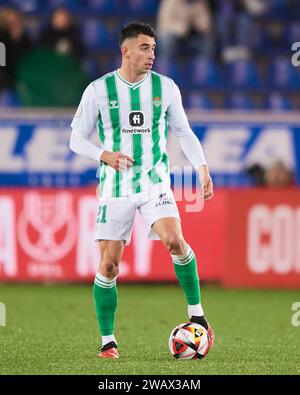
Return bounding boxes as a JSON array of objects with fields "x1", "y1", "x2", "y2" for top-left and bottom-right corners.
[
  {"x1": 130, "y1": 87, "x2": 142, "y2": 194},
  {"x1": 99, "y1": 164, "x2": 107, "y2": 196},
  {"x1": 147, "y1": 167, "x2": 162, "y2": 184},
  {"x1": 151, "y1": 73, "x2": 162, "y2": 167},
  {"x1": 98, "y1": 114, "x2": 105, "y2": 144},
  {"x1": 162, "y1": 152, "x2": 169, "y2": 173},
  {"x1": 105, "y1": 74, "x2": 122, "y2": 197},
  {"x1": 98, "y1": 114, "x2": 107, "y2": 194},
  {"x1": 162, "y1": 113, "x2": 169, "y2": 172}
]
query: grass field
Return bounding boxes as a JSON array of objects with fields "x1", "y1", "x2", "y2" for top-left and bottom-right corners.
[{"x1": 0, "y1": 283, "x2": 300, "y2": 375}]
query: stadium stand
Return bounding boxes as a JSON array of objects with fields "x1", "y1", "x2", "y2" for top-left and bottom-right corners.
[
  {"x1": 224, "y1": 92, "x2": 256, "y2": 110},
  {"x1": 265, "y1": 91, "x2": 293, "y2": 110},
  {"x1": 0, "y1": 0, "x2": 299, "y2": 109},
  {"x1": 184, "y1": 92, "x2": 214, "y2": 110}
]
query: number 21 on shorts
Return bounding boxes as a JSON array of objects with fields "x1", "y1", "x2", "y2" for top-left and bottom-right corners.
[{"x1": 97, "y1": 205, "x2": 107, "y2": 224}]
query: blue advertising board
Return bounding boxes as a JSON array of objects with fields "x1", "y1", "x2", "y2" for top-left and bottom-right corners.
[{"x1": 0, "y1": 110, "x2": 299, "y2": 187}]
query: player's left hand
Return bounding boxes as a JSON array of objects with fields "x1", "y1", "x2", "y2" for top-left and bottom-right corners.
[{"x1": 197, "y1": 165, "x2": 213, "y2": 201}]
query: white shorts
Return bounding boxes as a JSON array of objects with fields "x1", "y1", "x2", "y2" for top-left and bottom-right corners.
[{"x1": 94, "y1": 184, "x2": 180, "y2": 245}]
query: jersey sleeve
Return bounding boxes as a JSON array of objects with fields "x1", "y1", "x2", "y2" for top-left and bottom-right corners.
[
  {"x1": 70, "y1": 83, "x2": 104, "y2": 162},
  {"x1": 167, "y1": 82, "x2": 207, "y2": 169}
]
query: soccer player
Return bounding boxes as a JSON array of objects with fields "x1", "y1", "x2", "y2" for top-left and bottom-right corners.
[{"x1": 70, "y1": 22, "x2": 214, "y2": 359}]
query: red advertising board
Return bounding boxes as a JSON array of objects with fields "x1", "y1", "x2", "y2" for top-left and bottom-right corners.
[
  {"x1": 0, "y1": 188, "x2": 224, "y2": 283},
  {"x1": 223, "y1": 189, "x2": 300, "y2": 288},
  {"x1": 1, "y1": 188, "x2": 299, "y2": 287}
]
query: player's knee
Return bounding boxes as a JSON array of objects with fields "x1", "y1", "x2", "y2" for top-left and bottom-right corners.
[
  {"x1": 165, "y1": 235, "x2": 186, "y2": 255},
  {"x1": 101, "y1": 261, "x2": 118, "y2": 278},
  {"x1": 114, "y1": 265, "x2": 120, "y2": 277}
]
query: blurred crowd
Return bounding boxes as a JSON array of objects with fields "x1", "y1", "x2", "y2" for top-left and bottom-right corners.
[
  {"x1": 246, "y1": 160, "x2": 294, "y2": 187},
  {"x1": 157, "y1": 0, "x2": 269, "y2": 61},
  {"x1": 0, "y1": 0, "x2": 296, "y2": 186},
  {"x1": 0, "y1": 0, "x2": 299, "y2": 108},
  {"x1": 0, "y1": 6, "x2": 87, "y2": 105}
]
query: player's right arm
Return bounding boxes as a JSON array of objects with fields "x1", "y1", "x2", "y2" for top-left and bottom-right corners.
[{"x1": 70, "y1": 83, "x2": 133, "y2": 171}]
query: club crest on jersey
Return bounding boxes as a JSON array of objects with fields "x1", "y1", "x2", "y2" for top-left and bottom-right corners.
[
  {"x1": 153, "y1": 96, "x2": 161, "y2": 108},
  {"x1": 109, "y1": 100, "x2": 118, "y2": 109}
]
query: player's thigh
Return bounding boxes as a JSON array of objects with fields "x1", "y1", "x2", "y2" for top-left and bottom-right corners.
[
  {"x1": 95, "y1": 197, "x2": 136, "y2": 246},
  {"x1": 98, "y1": 240, "x2": 125, "y2": 267},
  {"x1": 151, "y1": 217, "x2": 183, "y2": 242},
  {"x1": 139, "y1": 188, "x2": 183, "y2": 244},
  {"x1": 152, "y1": 218, "x2": 186, "y2": 255}
]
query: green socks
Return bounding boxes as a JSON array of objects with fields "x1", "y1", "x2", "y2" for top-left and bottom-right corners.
[
  {"x1": 171, "y1": 245, "x2": 201, "y2": 306},
  {"x1": 93, "y1": 273, "x2": 118, "y2": 337},
  {"x1": 93, "y1": 245, "x2": 202, "y2": 344}
]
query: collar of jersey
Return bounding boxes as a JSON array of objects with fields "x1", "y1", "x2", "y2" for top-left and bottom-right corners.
[{"x1": 116, "y1": 69, "x2": 149, "y2": 89}]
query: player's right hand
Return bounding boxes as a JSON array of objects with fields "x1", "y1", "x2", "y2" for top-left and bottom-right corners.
[{"x1": 100, "y1": 151, "x2": 134, "y2": 171}]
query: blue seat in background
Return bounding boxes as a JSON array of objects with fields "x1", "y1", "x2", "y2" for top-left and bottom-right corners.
[
  {"x1": 0, "y1": 90, "x2": 21, "y2": 107},
  {"x1": 268, "y1": 0, "x2": 287, "y2": 9},
  {"x1": 86, "y1": 0, "x2": 118, "y2": 14},
  {"x1": 186, "y1": 57, "x2": 220, "y2": 88},
  {"x1": 81, "y1": 19, "x2": 110, "y2": 50},
  {"x1": 265, "y1": 0, "x2": 288, "y2": 17},
  {"x1": 285, "y1": 21, "x2": 300, "y2": 47},
  {"x1": 246, "y1": 23, "x2": 269, "y2": 54},
  {"x1": 268, "y1": 56, "x2": 300, "y2": 88},
  {"x1": 81, "y1": 57, "x2": 101, "y2": 80},
  {"x1": 265, "y1": 92, "x2": 293, "y2": 110},
  {"x1": 185, "y1": 92, "x2": 214, "y2": 110},
  {"x1": 225, "y1": 59, "x2": 260, "y2": 88},
  {"x1": 153, "y1": 56, "x2": 182, "y2": 84},
  {"x1": 107, "y1": 54, "x2": 122, "y2": 72},
  {"x1": 225, "y1": 93, "x2": 255, "y2": 110},
  {"x1": 6, "y1": 0, "x2": 43, "y2": 13},
  {"x1": 47, "y1": 0, "x2": 80, "y2": 11},
  {"x1": 121, "y1": 0, "x2": 159, "y2": 16}
]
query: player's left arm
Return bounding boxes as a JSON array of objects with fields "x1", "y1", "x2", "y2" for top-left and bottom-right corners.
[
  {"x1": 196, "y1": 164, "x2": 213, "y2": 201},
  {"x1": 167, "y1": 82, "x2": 213, "y2": 201}
]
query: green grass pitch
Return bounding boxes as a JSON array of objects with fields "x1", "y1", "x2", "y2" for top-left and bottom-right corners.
[{"x1": 0, "y1": 283, "x2": 300, "y2": 375}]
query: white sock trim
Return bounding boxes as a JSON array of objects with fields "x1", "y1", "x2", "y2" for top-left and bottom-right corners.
[
  {"x1": 171, "y1": 245, "x2": 194, "y2": 265},
  {"x1": 102, "y1": 335, "x2": 117, "y2": 346},
  {"x1": 94, "y1": 273, "x2": 116, "y2": 288},
  {"x1": 188, "y1": 304, "x2": 204, "y2": 318}
]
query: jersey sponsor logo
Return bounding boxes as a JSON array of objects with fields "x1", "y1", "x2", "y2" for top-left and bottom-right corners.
[
  {"x1": 121, "y1": 128, "x2": 151, "y2": 134},
  {"x1": 155, "y1": 193, "x2": 174, "y2": 207},
  {"x1": 153, "y1": 96, "x2": 161, "y2": 108},
  {"x1": 109, "y1": 100, "x2": 118, "y2": 109},
  {"x1": 129, "y1": 111, "x2": 144, "y2": 127}
]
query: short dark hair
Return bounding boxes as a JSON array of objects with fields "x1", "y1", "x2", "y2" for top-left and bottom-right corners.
[{"x1": 119, "y1": 22, "x2": 155, "y2": 47}]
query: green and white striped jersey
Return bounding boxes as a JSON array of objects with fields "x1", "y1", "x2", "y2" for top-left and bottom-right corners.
[{"x1": 70, "y1": 69, "x2": 206, "y2": 197}]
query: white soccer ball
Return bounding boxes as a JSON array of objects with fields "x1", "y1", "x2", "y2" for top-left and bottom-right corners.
[{"x1": 168, "y1": 322, "x2": 210, "y2": 360}]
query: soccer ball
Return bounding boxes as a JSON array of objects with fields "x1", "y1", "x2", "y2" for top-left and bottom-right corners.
[{"x1": 168, "y1": 322, "x2": 210, "y2": 360}]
